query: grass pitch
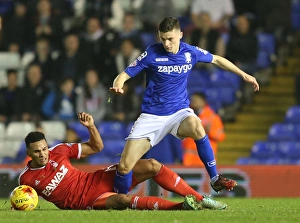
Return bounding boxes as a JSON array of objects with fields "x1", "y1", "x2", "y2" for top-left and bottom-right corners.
[{"x1": 1, "y1": 197, "x2": 300, "y2": 223}]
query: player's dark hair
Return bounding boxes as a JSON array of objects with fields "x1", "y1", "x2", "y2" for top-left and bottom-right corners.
[
  {"x1": 158, "y1": 17, "x2": 181, "y2": 32},
  {"x1": 25, "y1": 131, "x2": 47, "y2": 149}
]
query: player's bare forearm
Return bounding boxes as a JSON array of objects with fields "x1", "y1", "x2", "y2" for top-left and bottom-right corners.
[
  {"x1": 211, "y1": 55, "x2": 246, "y2": 78},
  {"x1": 211, "y1": 55, "x2": 259, "y2": 91},
  {"x1": 109, "y1": 71, "x2": 131, "y2": 94},
  {"x1": 86, "y1": 124, "x2": 104, "y2": 152},
  {"x1": 78, "y1": 112, "x2": 104, "y2": 156}
]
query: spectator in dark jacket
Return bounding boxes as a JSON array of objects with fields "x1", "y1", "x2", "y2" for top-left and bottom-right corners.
[{"x1": 15, "y1": 63, "x2": 49, "y2": 122}]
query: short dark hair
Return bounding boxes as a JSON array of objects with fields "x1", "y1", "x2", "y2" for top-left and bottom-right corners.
[
  {"x1": 6, "y1": 69, "x2": 17, "y2": 76},
  {"x1": 193, "y1": 92, "x2": 207, "y2": 101},
  {"x1": 158, "y1": 17, "x2": 181, "y2": 33},
  {"x1": 25, "y1": 131, "x2": 46, "y2": 149}
]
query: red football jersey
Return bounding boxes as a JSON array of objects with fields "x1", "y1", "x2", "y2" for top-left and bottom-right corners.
[{"x1": 18, "y1": 143, "x2": 116, "y2": 209}]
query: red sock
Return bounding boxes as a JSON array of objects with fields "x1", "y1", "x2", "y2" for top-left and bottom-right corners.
[
  {"x1": 130, "y1": 196, "x2": 183, "y2": 210},
  {"x1": 153, "y1": 165, "x2": 203, "y2": 201}
]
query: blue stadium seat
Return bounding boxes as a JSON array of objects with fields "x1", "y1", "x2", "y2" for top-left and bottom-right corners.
[
  {"x1": 292, "y1": 13, "x2": 300, "y2": 30},
  {"x1": 237, "y1": 156, "x2": 288, "y2": 165},
  {"x1": 262, "y1": 157, "x2": 288, "y2": 165},
  {"x1": 0, "y1": 0, "x2": 14, "y2": 15},
  {"x1": 256, "y1": 33, "x2": 275, "y2": 55},
  {"x1": 102, "y1": 139, "x2": 125, "y2": 157},
  {"x1": 97, "y1": 121, "x2": 127, "y2": 140},
  {"x1": 210, "y1": 69, "x2": 242, "y2": 91},
  {"x1": 256, "y1": 50, "x2": 272, "y2": 69},
  {"x1": 250, "y1": 141, "x2": 279, "y2": 159},
  {"x1": 292, "y1": 0, "x2": 300, "y2": 12},
  {"x1": 236, "y1": 157, "x2": 261, "y2": 165},
  {"x1": 143, "y1": 134, "x2": 183, "y2": 164},
  {"x1": 187, "y1": 68, "x2": 211, "y2": 88},
  {"x1": 0, "y1": 157, "x2": 15, "y2": 164},
  {"x1": 285, "y1": 105, "x2": 300, "y2": 123},
  {"x1": 87, "y1": 139, "x2": 125, "y2": 164},
  {"x1": 68, "y1": 121, "x2": 90, "y2": 141},
  {"x1": 278, "y1": 141, "x2": 300, "y2": 160},
  {"x1": 294, "y1": 124, "x2": 300, "y2": 138},
  {"x1": 267, "y1": 123, "x2": 297, "y2": 141},
  {"x1": 218, "y1": 87, "x2": 237, "y2": 105},
  {"x1": 204, "y1": 88, "x2": 223, "y2": 112},
  {"x1": 256, "y1": 32, "x2": 275, "y2": 69},
  {"x1": 125, "y1": 122, "x2": 134, "y2": 136}
]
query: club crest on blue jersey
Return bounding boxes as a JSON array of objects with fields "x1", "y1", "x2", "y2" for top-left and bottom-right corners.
[{"x1": 184, "y1": 52, "x2": 192, "y2": 63}]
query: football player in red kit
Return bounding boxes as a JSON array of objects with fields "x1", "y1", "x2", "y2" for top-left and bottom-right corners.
[{"x1": 18, "y1": 112, "x2": 226, "y2": 210}]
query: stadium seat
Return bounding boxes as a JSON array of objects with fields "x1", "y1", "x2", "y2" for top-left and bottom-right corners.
[
  {"x1": 291, "y1": 12, "x2": 300, "y2": 30},
  {"x1": 236, "y1": 157, "x2": 261, "y2": 165},
  {"x1": 292, "y1": 12, "x2": 300, "y2": 30},
  {"x1": 285, "y1": 105, "x2": 300, "y2": 123},
  {"x1": 292, "y1": 0, "x2": 300, "y2": 12},
  {"x1": 68, "y1": 121, "x2": 90, "y2": 141},
  {"x1": 203, "y1": 88, "x2": 223, "y2": 112},
  {"x1": 41, "y1": 121, "x2": 66, "y2": 141},
  {"x1": 210, "y1": 69, "x2": 242, "y2": 91},
  {"x1": 0, "y1": 140, "x2": 23, "y2": 159},
  {"x1": 102, "y1": 139, "x2": 125, "y2": 156},
  {"x1": 5, "y1": 122, "x2": 36, "y2": 140},
  {"x1": 267, "y1": 123, "x2": 297, "y2": 141},
  {"x1": 250, "y1": 141, "x2": 279, "y2": 159},
  {"x1": 0, "y1": 52, "x2": 21, "y2": 69},
  {"x1": 262, "y1": 157, "x2": 288, "y2": 165},
  {"x1": 218, "y1": 87, "x2": 237, "y2": 105},
  {"x1": 256, "y1": 32, "x2": 275, "y2": 69},
  {"x1": 187, "y1": 68, "x2": 211, "y2": 88},
  {"x1": 294, "y1": 124, "x2": 300, "y2": 138},
  {"x1": 256, "y1": 50, "x2": 272, "y2": 69},
  {"x1": 125, "y1": 122, "x2": 134, "y2": 136},
  {"x1": 97, "y1": 121, "x2": 127, "y2": 140},
  {"x1": 87, "y1": 139, "x2": 125, "y2": 164},
  {"x1": 278, "y1": 141, "x2": 300, "y2": 160},
  {"x1": 143, "y1": 134, "x2": 183, "y2": 164}
]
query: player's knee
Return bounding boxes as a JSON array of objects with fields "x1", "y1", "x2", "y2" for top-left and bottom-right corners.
[
  {"x1": 117, "y1": 162, "x2": 131, "y2": 174},
  {"x1": 184, "y1": 118, "x2": 205, "y2": 139},
  {"x1": 147, "y1": 158, "x2": 162, "y2": 175}
]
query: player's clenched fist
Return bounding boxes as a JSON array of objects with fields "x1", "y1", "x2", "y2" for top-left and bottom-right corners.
[{"x1": 78, "y1": 112, "x2": 94, "y2": 128}]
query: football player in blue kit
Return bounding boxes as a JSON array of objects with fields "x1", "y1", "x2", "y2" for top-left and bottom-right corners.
[{"x1": 110, "y1": 17, "x2": 259, "y2": 195}]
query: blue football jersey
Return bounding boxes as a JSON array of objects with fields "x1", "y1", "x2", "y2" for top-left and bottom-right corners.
[{"x1": 124, "y1": 42, "x2": 213, "y2": 115}]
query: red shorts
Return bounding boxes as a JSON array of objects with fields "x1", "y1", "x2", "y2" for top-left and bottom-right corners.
[{"x1": 84, "y1": 164, "x2": 138, "y2": 209}]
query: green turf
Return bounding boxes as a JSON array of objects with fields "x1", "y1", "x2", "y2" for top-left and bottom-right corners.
[{"x1": 1, "y1": 197, "x2": 300, "y2": 223}]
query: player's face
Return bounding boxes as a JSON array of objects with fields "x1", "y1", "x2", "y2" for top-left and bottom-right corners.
[
  {"x1": 26, "y1": 139, "x2": 49, "y2": 168},
  {"x1": 158, "y1": 29, "x2": 183, "y2": 54}
]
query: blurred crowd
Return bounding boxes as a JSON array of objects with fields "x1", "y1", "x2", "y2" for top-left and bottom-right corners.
[{"x1": 0, "y1": 0, "x2": 293, "y2": 126}]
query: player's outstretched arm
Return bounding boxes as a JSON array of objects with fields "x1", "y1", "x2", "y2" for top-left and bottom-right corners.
[
  {"x1": 78, "y1": 112, "x2": 104, "y2": 157},
  {"x1": 211, "y1": 54, "x2": 259, "y2": 91},
  {"x1": 109, "y1": 71, "x2": 131, "y2": 94}
]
